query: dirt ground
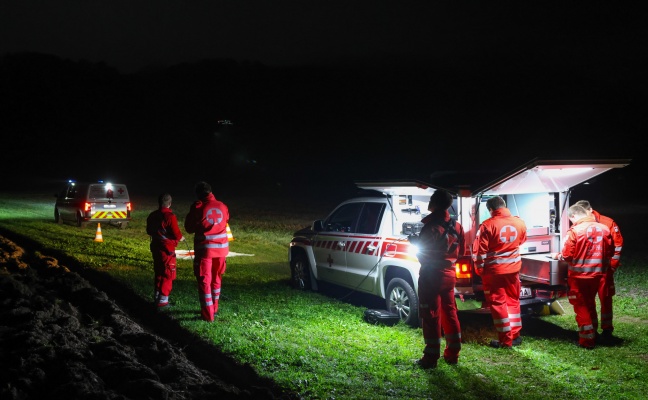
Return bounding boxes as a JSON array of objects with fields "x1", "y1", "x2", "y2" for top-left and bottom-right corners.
[{"x1": 0, "y1": 233, "x2": 295, "y2": 400}]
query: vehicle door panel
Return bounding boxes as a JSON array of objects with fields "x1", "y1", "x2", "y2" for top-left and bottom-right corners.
[
  {"x1": 60, "y1": 185, "x2": 80, "y2": 221},
  {"x1": 312, "y1": 202, "x2": 362, "y2": 286},
  {"x1": 343, "y1": 202, "x2": 385, "y2": 292}
]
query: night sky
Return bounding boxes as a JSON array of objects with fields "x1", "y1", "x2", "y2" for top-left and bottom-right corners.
[
  {"x1": 1, "y1": 2, "x2": 645, "y2": 199},
  {"x1": 6, "y1": 2, "x2": 637, "y2": 74}
]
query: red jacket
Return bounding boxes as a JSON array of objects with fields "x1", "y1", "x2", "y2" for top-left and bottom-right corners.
[
  {"x1": 184, "y1": 193, "x2": 230, "y2": 258},
  {"x1": 591, "y1": 209, "x2": 623, "y2": 269},
  {"x1": 472, "y1": 207, "x2": 527, "y2": 276},
  {"x1": 413, "y1": 209, "x2": 465, "y2": 270},
  {"x1": 560, "y1": 215, "x2": 613, "y2": 278},
  {"x1": 146, "y1": 207, "x2": 183, "y2": 254}
]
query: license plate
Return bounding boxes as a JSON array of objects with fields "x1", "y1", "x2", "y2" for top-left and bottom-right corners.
[
  {"x1": 520, "y1": 286, "x2": 533, "y2": 299},
  {"x1": 103, "y1": 204, "x2": 116, "y2": 208}
]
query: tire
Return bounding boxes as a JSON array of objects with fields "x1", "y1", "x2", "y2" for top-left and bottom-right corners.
[
  {"x1": 76, "y1": 213, "x2": 88, "y2": 228},
  {"x1": 386, "y1": 277, "x2": 419, "y2": 327},
  {"x1": 118, "y1": 221, "x2": 128, "y2": 229},
  {"x1": 290, "y1": 252, "x2": 312, "y2": 290},
  {"x1": 54, "y1": 208, "x2": 63, "y2": 224}
]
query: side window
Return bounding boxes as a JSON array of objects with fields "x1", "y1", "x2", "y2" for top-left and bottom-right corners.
[
  {"x1": 324, "y1": 203, "x2": 363, "y2": 233},
  {"x1": 357, "y1": 203, "x2": 385, "y2": 234}
]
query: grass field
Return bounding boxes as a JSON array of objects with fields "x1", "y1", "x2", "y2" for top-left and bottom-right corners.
[{"x1": 1, "y1": 189, "x2": 647, "y2": 399}]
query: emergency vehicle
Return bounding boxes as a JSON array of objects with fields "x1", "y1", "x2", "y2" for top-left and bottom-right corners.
[
  {"x1": 54, "y1": 181, "x2": 132, "y2": 229},
  {"x1": 288, "y1": 158, "x2": 630, "y2": 327}
]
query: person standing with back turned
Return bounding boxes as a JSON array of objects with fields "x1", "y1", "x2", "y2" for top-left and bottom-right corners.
[
  {"x1": 574, "y1": 199, "x2": 623, "y2": 342},
  {"x1": 551, "y1": 204, "x2": 613, "y2": 349},
  {"x1": 146, "y1": 193, "x2": 185, "y2": 309},
  {"x1": 184, "y1": 181, "x2": 230, "y2": 322},
  {"x1": 472, "y1": 196, "x2": 527, "y2": 349},
  {"x1": 410, "y1": 189, "x2": 465, "y2": 369}
]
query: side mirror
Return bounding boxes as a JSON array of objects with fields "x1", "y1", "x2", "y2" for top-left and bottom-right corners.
[{"x1": 312, "y1": 220, "x2": 324, "y2": 232}]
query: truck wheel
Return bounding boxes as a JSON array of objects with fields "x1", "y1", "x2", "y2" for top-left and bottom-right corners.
[
  {"x1": 290, "y1": 252, "x2": 312, "y2": 290},
  {"x1": 76, "y1": 213, "x2": 85, "y2": 228},
  {"x1": 386, "y1": 278, "x2": 419, "y2": 328}
]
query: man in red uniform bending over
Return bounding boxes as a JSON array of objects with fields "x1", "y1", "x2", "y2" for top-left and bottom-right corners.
[
  {"x1": 575, "y1": 200, "x2": 623, "y2": 341},
  {"x1": 552, "y1": 204, "x2": 613, "y2": 349},
  {"x1": 472, "y1": 196, "x2": 527, "y2": 349},
  {"x1": 184, "y1": 181, "x2": 230, "y2": 322}
]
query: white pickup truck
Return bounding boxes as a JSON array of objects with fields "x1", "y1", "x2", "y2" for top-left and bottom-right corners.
[{"x1": 288, "y1": 158, "x2": 630, "y2": 327}]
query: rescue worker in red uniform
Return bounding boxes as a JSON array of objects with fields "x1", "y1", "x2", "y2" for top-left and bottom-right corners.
[
  {"x1": 472, "y1": 196, "x2": 527, "y2": 349},
  {"x1": 146, "y1": 193, "x2": 185, "y2": 308},
  {"x1": 575, "y1": 200, "x2": 623, "y2": 341},
  {"x1": 184, "y1": 182, "x2": 230, "y2": 322},
  {"x1": 410, "y1": 189, "x2": 465, "y2": 369},
  {"x1": 552, "y1": 204, "x2": 613, "y2": 349}
]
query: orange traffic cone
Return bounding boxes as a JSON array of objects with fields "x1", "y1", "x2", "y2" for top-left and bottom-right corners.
[
  {"x1": 226, "y1": 223, "x2": 234, "y2": 242},
  {"x1": 94, "y1": 223, "x2": 104, "y2": 242}
]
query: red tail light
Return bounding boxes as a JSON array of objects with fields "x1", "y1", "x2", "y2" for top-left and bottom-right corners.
[
  {"x1": 455, "y1": 257, "x2": 472, "y2": 287},
  {"x1": 83, "y1": 202, "x2": 92, "y2": 212},
  {"x1": 455, "y1": 259, "x2": 471, "y2": 279},
  {"x1": 126, "y1": 202, "x2": 132, "y2": 211}
]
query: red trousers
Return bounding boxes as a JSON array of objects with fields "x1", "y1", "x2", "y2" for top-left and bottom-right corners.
[
  {"x1": 418, "y1": 267, "x2": 462, "y2": 362},
  {"x1": 568, "y1": 275, "x2": 602, "y2": 348},
  {"x1": 152, "y1": 250, "x2": 177, "y2": 302},
  {"x1": 482, "y1": 272, "x2": 522, "y2": 347},
  {"x1": 597, "y1": 269, "x2": 615, "y2": 332},
  {"x1": 194, "y1": 256, "x2": 227, "y2": 322}
]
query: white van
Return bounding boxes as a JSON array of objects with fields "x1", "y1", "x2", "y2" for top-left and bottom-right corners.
[{"x1": 54, "y1": 181, "x2": 132, "y2": 229}]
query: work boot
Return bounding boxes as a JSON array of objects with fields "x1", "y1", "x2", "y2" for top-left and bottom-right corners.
[
  {"x1": 489, "y1": 340, "x2": 512, "y2": 349},
  {"x1": 576, "y1": 341, "x2": 595, "y2": 350},
  {"x1": 597, "y1": 329, "x2": 614, "y2": 344},
  {"x1": 490, "y1": 336, "x2": 522, "y2": 348},
  {"x1": 156, "y1": 294, "x2": 169, "y2": 308},
  {"x1": 416, "y1": 356, "x2": 438, "y2": 369},
  {"x1": 443, "y1": 356, "x2": 458, "y2": 365}
]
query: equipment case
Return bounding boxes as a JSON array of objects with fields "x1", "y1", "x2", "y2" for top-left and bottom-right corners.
[{"x1": 363, "y1": 309, "x2": 401, "y2": 326}]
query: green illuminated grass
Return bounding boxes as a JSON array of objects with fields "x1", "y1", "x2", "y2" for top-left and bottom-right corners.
[{"x1": 1, "y1": 191, "x2": 647, "y2": 399}]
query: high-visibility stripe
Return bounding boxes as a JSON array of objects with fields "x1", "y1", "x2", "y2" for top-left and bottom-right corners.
[
  {"x1": 312, "y1": 238, "x2": 418, "y2": 262},
  {"x1": 91, "y1": 211, "x2": 128, "y2": 219}
]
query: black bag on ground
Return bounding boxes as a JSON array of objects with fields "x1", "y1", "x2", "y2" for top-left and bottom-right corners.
[{"x1": 363, "y1": 309, "x2": 401, "y2": 326}]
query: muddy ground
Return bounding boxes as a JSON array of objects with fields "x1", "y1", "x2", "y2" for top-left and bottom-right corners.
[{"x1": 0, "y1": 233, "x2": 296, "y2": 400}]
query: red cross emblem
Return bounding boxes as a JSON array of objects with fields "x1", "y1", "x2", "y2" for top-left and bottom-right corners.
[
  {"x1": 499, "y1": 225, "x2": 518, "y2": 243},
  {"x1": 206, "y1": 208, "x2": 223, "y2": 225},
  {"x1": 586, "y1": 225, "x2": 604, "y2": 242}
]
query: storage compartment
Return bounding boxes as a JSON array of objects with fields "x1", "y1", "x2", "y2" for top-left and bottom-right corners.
[
  {"x1": 520, "y1": 233, "x2": 560, "y2": 255},
  {"x1": 520, "y1": 254, "x2": 568, "y2": 286},
  {"x1": 402, "y1": 221, "x2": 424, "y2": 235},
  {"x1": 520, "y1": 237, "x2": 552, "y2": 254}
]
